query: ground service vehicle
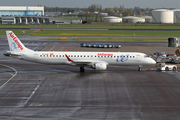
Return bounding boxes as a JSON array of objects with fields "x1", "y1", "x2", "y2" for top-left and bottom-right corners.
[{"x1": 156, "y1": 63, "x2": 177, "y2": 71}]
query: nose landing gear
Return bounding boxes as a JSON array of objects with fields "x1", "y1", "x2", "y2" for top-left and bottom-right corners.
[{"x1": 80, "y1": 66, "x2": 85, "y2": 72}]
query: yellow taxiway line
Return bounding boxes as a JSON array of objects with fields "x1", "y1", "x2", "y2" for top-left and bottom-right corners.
[{"x1": 0, "y1": 64, "x2": 17, "y2": 90}]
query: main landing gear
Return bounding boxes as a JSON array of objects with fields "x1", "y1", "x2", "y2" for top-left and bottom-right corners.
[
  {"x1": 80, "y1": 66, "x2": 85, "y2": 72},
  {"x1": 138, "y1": 65, "x2": 143, "y2": 71}
]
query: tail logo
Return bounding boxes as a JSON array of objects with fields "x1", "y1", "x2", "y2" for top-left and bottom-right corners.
[
  {"x1": 9, "y1": 32, "x2": 23, "y2": 50},
  {"x1": 11, "y1": 42, "x2": 18, "y2": 51}
]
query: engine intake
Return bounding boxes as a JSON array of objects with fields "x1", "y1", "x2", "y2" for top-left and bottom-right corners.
[{"x1": 92, "y1": 63, "x2": 107, "y2": 70}]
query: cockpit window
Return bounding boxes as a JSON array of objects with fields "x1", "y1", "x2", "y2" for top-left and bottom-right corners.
[{"x1": 144, "y1": 55, "x2": 149, "y2": 58}]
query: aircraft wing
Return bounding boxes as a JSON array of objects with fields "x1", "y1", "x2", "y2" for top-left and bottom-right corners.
[{"x1": 65, "y1": 54, "x2": 108, "y2": 66}]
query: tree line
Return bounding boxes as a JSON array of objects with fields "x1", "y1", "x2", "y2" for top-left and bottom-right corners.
[{"x1": 44, "y1": 4, "x2": 152, "y2": 17}]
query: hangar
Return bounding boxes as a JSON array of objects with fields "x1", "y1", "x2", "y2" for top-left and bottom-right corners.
[
  {"x1": 0, "y1": 6, "x2": 70, "y2": 24},
  {"x1": 0, "y1": 6, "x2": 44, "y2": 16}
]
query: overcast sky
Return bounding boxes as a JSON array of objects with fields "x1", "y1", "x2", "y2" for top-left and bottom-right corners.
[{"x1": 0, "y1": 0, "x2": 180, "y2": 9}]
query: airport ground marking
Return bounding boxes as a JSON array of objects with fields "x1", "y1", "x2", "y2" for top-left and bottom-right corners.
[
  {"x1": 176, "y1": 71, "x2": 180, "y2": 74},
  {"x1": 29, "y1": 104, "x2": 42, "y2": 107},
  {"x1": 69, "y1": 105, "x2": 180, "y2": 108},
  {"x1": 49, "y1": 46, "x2": 56, "y2": 51},
  {"x1": 1, "y1": 71, "x2": 14, "y2": 76},
  {"x1": 73, "y1": 84, "x2": 180, "y2": 86},
  {"x1": 23, "y1": 84, "x2": 40, "y2": 107},
  {"x1": 0, "y1": 64, "x2": 17, "y2": 90}
]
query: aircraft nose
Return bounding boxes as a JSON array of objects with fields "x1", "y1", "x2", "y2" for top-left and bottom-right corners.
[{"x1": 151, "y1": 59, "x2": 156, "y2": 64}]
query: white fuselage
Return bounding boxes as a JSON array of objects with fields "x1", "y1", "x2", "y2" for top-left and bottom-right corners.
[{"x1": 14, "y1": 51, "x2": 156, "y2": 66}]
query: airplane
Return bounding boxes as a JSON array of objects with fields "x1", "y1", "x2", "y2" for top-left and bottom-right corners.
[{"x1": 4, "y1": 31, "x2": 156, "y2": 72}]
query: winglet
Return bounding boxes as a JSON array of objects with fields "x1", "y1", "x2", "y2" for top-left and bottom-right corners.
[
  {"x1": 65, "y1": 54, "x2": 73, "y2": 62},
  {"x1": 64, "y1": 49, "x2": 67, "y2": 52}
]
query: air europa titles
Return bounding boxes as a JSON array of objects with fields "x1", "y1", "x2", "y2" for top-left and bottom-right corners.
[
  {"x1": 9, "y1": 32, "x2": 23, "y2": 50},
  {"x1": 97, "y1": 53, "x2": 113, "y2": 56}
]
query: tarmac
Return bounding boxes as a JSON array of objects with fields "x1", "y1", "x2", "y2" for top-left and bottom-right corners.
[{"x1": 1, "y1": 37, "x2": 180, "y2": 120}]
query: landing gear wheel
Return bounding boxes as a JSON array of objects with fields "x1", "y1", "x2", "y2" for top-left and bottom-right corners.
[
  {"x1": 138, "y1": 67, "x2": 142, "y2": 71},
  {"x1": 165, "y1": 67, "x2": 169, "y2": 71},
  {"x1": 80, "y1": 66, "x2": 85, "y2": 72},
  {"x1": 173, "y1": 67, "x2": 177, "y2": 71}
]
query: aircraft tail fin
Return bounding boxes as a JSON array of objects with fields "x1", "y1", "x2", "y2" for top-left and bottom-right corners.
[{"x1": 6, "y1": 31, "x2": 30, "y2": 52}]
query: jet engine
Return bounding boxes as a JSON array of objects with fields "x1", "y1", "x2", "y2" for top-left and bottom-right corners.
[{"x1": 92, "y1": 63, "x2": 107, "y2": 70}]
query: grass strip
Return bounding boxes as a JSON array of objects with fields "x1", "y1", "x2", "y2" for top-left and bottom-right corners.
[
  {"x1": 40, "y1": 37, "x2": 167, "y2": 42},
  {"x1": 0, "y1": 30, "x2": 34, "y2": 35},
  {"x1": 32, "y1": 30, "x2": 180, "y2": 37},
  {"x1": 1, "y1": 23, "x2": 180, "y2": 29}
]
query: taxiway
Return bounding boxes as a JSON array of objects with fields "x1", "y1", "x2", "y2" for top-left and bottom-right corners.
[{"x1": 1, "y1": 36, "x2": 180, "y2": 119}]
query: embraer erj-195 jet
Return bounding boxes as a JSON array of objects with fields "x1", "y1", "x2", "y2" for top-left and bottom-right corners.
[{"x1": 4, "y1": 31, "x2": 156, "y2": 72}]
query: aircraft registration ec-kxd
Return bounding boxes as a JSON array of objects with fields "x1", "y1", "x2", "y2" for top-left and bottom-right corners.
[{"x1": 4, "y1": 31, "x2": 156, "y2": 72}]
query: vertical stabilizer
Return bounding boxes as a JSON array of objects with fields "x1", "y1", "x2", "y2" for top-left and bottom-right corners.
[{"x1": 6, "y1": 31, "x2": 27, "y2": 52}]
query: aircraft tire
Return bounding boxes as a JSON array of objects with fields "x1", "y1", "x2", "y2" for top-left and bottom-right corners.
[{"x1": 80, "y1": 66, "x2": 85, "y2": 72}]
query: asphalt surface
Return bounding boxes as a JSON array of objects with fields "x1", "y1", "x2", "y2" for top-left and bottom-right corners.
[{"x1": 1, "y1": 36, "x2": 180, "y2": 119}]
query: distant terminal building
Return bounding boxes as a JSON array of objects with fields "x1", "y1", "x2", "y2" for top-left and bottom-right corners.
[
  {"x1": 0, "y1": 6, "x2": 44, "y2": 16},
  {"x1": 0, "y1": 6, "x2": 70, "y2": 24}
]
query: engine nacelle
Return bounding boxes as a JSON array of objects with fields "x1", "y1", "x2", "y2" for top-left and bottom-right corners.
[{"x1": 92, "y1": 63, "x2": 107, "y2": 70}]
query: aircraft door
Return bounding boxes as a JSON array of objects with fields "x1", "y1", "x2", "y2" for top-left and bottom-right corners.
[
  {"x1": 137, "y1": 55, "x2": 140, "y2": 62},
  {"x1": 34, "y1": 53, "x2": 38, "y2": 61}
]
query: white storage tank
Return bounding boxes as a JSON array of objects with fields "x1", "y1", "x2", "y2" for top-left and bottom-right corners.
[
  {"x1": 102, "y1": 16, "x2": 122, "y2": 23},
  {"x1": 152, "y1": 9, "x2": 174, "y2": 23},
  {"x1": 174, "y1": 9, "x2": 180, "y2": 24},
  {"x1": 128, "y1": 17, "x2": 145, "y2": 23},
  {"x1": 122, "y1": 16, "x2": 133, "y2": 23},
  {"x1": 143, "y1": 16, "x2": 152, "y2": 23}
]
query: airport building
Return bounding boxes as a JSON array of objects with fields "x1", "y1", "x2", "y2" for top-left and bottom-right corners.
[
  {"x1": 0, "y1": 6, "x2": 44, "y2": 16},
  {"x1": 0, "y1": 6, "x2": 70, "y2": 24}
]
